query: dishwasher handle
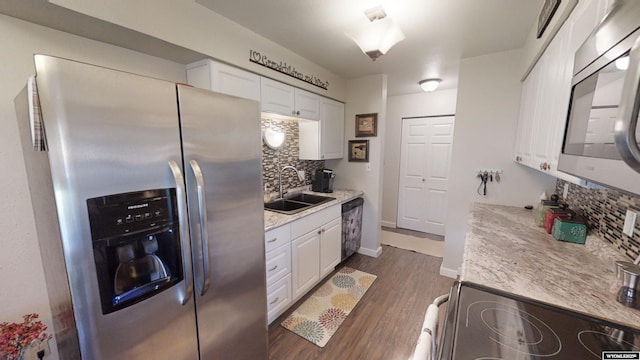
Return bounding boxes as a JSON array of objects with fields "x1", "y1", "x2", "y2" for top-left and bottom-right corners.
[
  {"x1": 410, "y1": 294, "x2": 450, "y2": 360},
  {"x1": 342, "y1": 197, "x2": 364, "y2": 212}
]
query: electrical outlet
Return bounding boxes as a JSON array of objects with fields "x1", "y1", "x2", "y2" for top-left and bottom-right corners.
[
  {"x1": 23, "y1": 339, "x2": 50, "y2": 359},
  {"x1": 623, "y1": 210, "x2": 637, "y2": 237},
  {"x1": 563, "y1": 183, "x2": 569, "y2": 199},
  {"x1": 298, "y1": 170, "x2": 305, "y2": 181}
]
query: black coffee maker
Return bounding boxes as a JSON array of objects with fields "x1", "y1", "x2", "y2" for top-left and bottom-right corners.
[{"x1": 312, "y1": 169, "x2": 335, "y2": 193}]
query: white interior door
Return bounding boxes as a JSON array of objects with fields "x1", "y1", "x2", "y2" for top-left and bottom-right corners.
[{"x1": 397, "y1": 116, "x2": 454, "y2": 236}]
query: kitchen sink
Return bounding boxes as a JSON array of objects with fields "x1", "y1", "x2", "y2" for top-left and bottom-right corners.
[
  {"x1": 285, "y1": 193, "x2": 335, "y2": 205},
  {"x1": 264, "y1": 194, "x2": 335, "y2": 215}
]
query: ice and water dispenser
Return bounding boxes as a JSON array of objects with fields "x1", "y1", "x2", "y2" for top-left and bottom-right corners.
[{"x1": 87, "y1": 189, "x2": 183, "y2": 314}]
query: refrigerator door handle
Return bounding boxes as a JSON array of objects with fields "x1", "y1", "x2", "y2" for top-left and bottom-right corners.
[
  {"x1": 168, "y1": 160, "x2": 194, "y2": 305},
  {"x1": 190, "y1": 160, "x2": 211, "y2": 296}
]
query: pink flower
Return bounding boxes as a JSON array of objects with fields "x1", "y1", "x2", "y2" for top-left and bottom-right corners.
[{"x1": 0, "y1": 314, "x2": 52, "y2": 360}]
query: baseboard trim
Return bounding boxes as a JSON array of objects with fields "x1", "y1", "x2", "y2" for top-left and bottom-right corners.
[
  {"x1": 380, "y1": 220, "x2": 396, "y2": 228},
  {"x1": 357, "y1": 246, "x2": 383, "y2": 258},
  {"x1": 439, "y1": 265, "x2": 459, "y2": 279}
]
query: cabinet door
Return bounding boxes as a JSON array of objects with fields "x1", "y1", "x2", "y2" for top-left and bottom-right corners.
[
  {"x1": 298, "y1": 119, "x2": 320, "y2": 160},
  {"x1": 515, "y1": 62, "x2": 541, "y2": 167},
  {"x1": 291, "y1": 230, "x2": 320, "y2": 300},
  {"x1": 294, "y1": 88, "x2": 320, "y2": 120},
  {"x1": 211, "y1": 61, "x2": 260, "y2": 101},
  {"x1": 320, "y1": 98, "x2": 345, "y2": 159},
  {"x1": 261, "y1": 77, "x2": 295, "y2": 116},
  {"x1": 320, "y1": 217, "x2": 341, "y2": 278},
  {"x1": 186, "y1": 59, "x2": 260, "y2": 101},
  {"x1": 531, "y1": 37, "x2": 557, "y2": 172}
]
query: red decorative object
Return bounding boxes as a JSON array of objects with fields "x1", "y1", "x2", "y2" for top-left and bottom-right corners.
[{"x1": 0, "y1": 313, "x2": 51, "y2": 360}]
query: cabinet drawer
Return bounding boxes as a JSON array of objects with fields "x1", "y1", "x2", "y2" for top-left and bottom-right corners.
[
  {"x1": 265, "y1": 224, "x2": 291, "y2": 253},
  {"x1": 265, "y1": 243, "x2": 291, "y2": 287},
  {"x1": 291, "y1": 204, "x2": 340, "y2": 238},
  {"x1": 267, "y1": 274, "x2": 292, "y2": 324}
]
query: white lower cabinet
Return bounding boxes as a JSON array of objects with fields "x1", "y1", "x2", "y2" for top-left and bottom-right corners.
[
  {"x1": 265, "y1": 225, "x2": 292, "y2": 324},
  {"x1": 264, "y1": 204, "x2": 342, "y2": 324},
  {"x1": 319, "y1": 217, "x2": 341, "y2": 278},
  {"x1": 290, "y1": 205, "x2": 341, "y2": 302},
  {"x1": 267, "y1": 274, "x2": 292, "y2": 324},
  {"x1": 291, "y1": 230, "x2": 321, "y2": 300}
]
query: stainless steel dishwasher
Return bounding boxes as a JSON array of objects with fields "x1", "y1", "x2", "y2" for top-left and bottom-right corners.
[{"x1": 341, "y1": 197, "x2": 363, "y2": 261}]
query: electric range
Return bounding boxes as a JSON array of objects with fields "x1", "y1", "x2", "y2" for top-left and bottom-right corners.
[{"x1": 439, "y1": 282, "x2": 640, "y2": 359}]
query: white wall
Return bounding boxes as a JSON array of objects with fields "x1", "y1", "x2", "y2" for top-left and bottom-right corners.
[
  {"x1": 441, "y1": 49, "x2": 557, "y2": 278},
  {"x1": 46, "y1": 0, "x2": 346, "y2": 101},
  {"x1": 0, "y1": 14, "x2": 189, "y2": 359},
  {"x1": 326, "y1": 74, "x2": 387, "y2": 257},
  {"x1": 382, "y1": 90, "x2": 458, "y2": 227}
]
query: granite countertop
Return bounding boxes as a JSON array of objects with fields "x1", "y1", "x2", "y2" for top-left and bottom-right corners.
[
  {"x1": 264, "y1": 189, "x2": 364, "y2": 231},
  {"x1": 461, "y1": 202, "x2": 640, "y2": 329}
]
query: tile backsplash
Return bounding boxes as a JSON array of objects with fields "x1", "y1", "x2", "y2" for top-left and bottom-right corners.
[
  {"x1": 556, "y1": 179, "x2": 640, "y2": 261},
  {"x1": 261, "y1": 117, "x2": 325, "y2": 198}
]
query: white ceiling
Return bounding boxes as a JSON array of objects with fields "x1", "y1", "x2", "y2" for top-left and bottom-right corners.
[{"x1": 196, "y1": 0, "x2": 543, "y2": 96}]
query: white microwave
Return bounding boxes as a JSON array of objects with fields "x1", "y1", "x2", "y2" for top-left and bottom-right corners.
[{"x1": 558, "y1": 0, "x2": 640, "y2": 195}]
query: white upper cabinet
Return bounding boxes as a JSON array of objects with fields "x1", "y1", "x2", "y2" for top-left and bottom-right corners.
[
  {"x1": 320, "y1": 98, "x2": 345, "y2": 159},
  {"x1": 186, "y1": 59, "x2": 260, "y2": 101},
  {"x1": 299, "y1": 97, "x2": 345, "y2": 160},
  {"x1": 261, "y1": 77, "x2": 296, "y2": 116},
  {"x1": 260, "y1": 78, "x2": 320, "y2": 120},
  {"x1": 514, "y1": 0, "x2": 612, "y2": 184},
  {"x1": 294, "y1": 88, "x2": 321, "y2": 121}
]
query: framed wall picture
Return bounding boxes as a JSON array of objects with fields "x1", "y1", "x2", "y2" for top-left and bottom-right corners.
[
  {"x1": 537, "y1": 0, "x2": 561, "y2": 39},
  {"x1": 348, "y1": 140, "x2": 369, "y2": 162},
  {"x1": 355, "y1": 113, "x2": 378, "y2": 137}
]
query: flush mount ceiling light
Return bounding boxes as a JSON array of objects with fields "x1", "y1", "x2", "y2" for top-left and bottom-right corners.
[
  {"x1": 615, "y1": 56, "x2": 630, "y2": 71},
  {"x1": 419, "y1": 79, "x2": 441, "y2": 92},
  {"x1": 345, "y1": 6, "x2": 405, "y2": 61}
]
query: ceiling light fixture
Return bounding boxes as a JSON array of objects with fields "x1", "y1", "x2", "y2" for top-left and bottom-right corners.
[
  {"x1": 615, "y1": 56, "x2": 630, "y2": 71},
  {"x1": 345, "y1": 6, "x2": 405, "y2": 61},
  {"x1": 419, "y1": 79, "x2": 441, "y2": 92}
]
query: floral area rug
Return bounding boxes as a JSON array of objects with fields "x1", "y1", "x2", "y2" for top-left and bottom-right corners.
[{"x1": 281, "y1": 267, "x2": 377, "y2": 347}]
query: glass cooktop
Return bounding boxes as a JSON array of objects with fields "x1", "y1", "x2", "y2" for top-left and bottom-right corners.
[{"x1": 439, "y1": 282, "x2": 640, "y2": 359}]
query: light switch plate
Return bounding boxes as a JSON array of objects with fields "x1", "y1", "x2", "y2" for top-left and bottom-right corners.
[{"x1": 623, "y1": 210, "x2": 637, "y2": 237}]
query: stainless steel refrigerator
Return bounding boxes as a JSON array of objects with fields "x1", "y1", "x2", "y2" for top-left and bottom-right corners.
[{"x1": 15, "y1": 55, "x2": 268, "y2": 359}]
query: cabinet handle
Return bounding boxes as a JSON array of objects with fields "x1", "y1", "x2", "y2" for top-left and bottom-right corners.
[
  {"x1": 321, "y1": 228, "x2": 326, "y2": 233},
  {"x1": 317, "y1": 230, "x2": 322, "y2": 235},
  {"x1": 269, "y1": 265, "x2": 278, "y2": 272},
  {"x1": 267, "y1": 237, "x2": 277, "y2": 243},
  {"x1": 270, "y1": 297, "x2": 279, "y2": 305}
]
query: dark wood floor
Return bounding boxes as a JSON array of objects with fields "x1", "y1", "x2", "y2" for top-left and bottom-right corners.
[{"x1": 268, "y1": 245, "x2": 454, "y2": 360}]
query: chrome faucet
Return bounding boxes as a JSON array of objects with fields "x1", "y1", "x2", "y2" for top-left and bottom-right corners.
[{"x1": 279, "y1": 165, "x2": 303, "y2": 199}]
